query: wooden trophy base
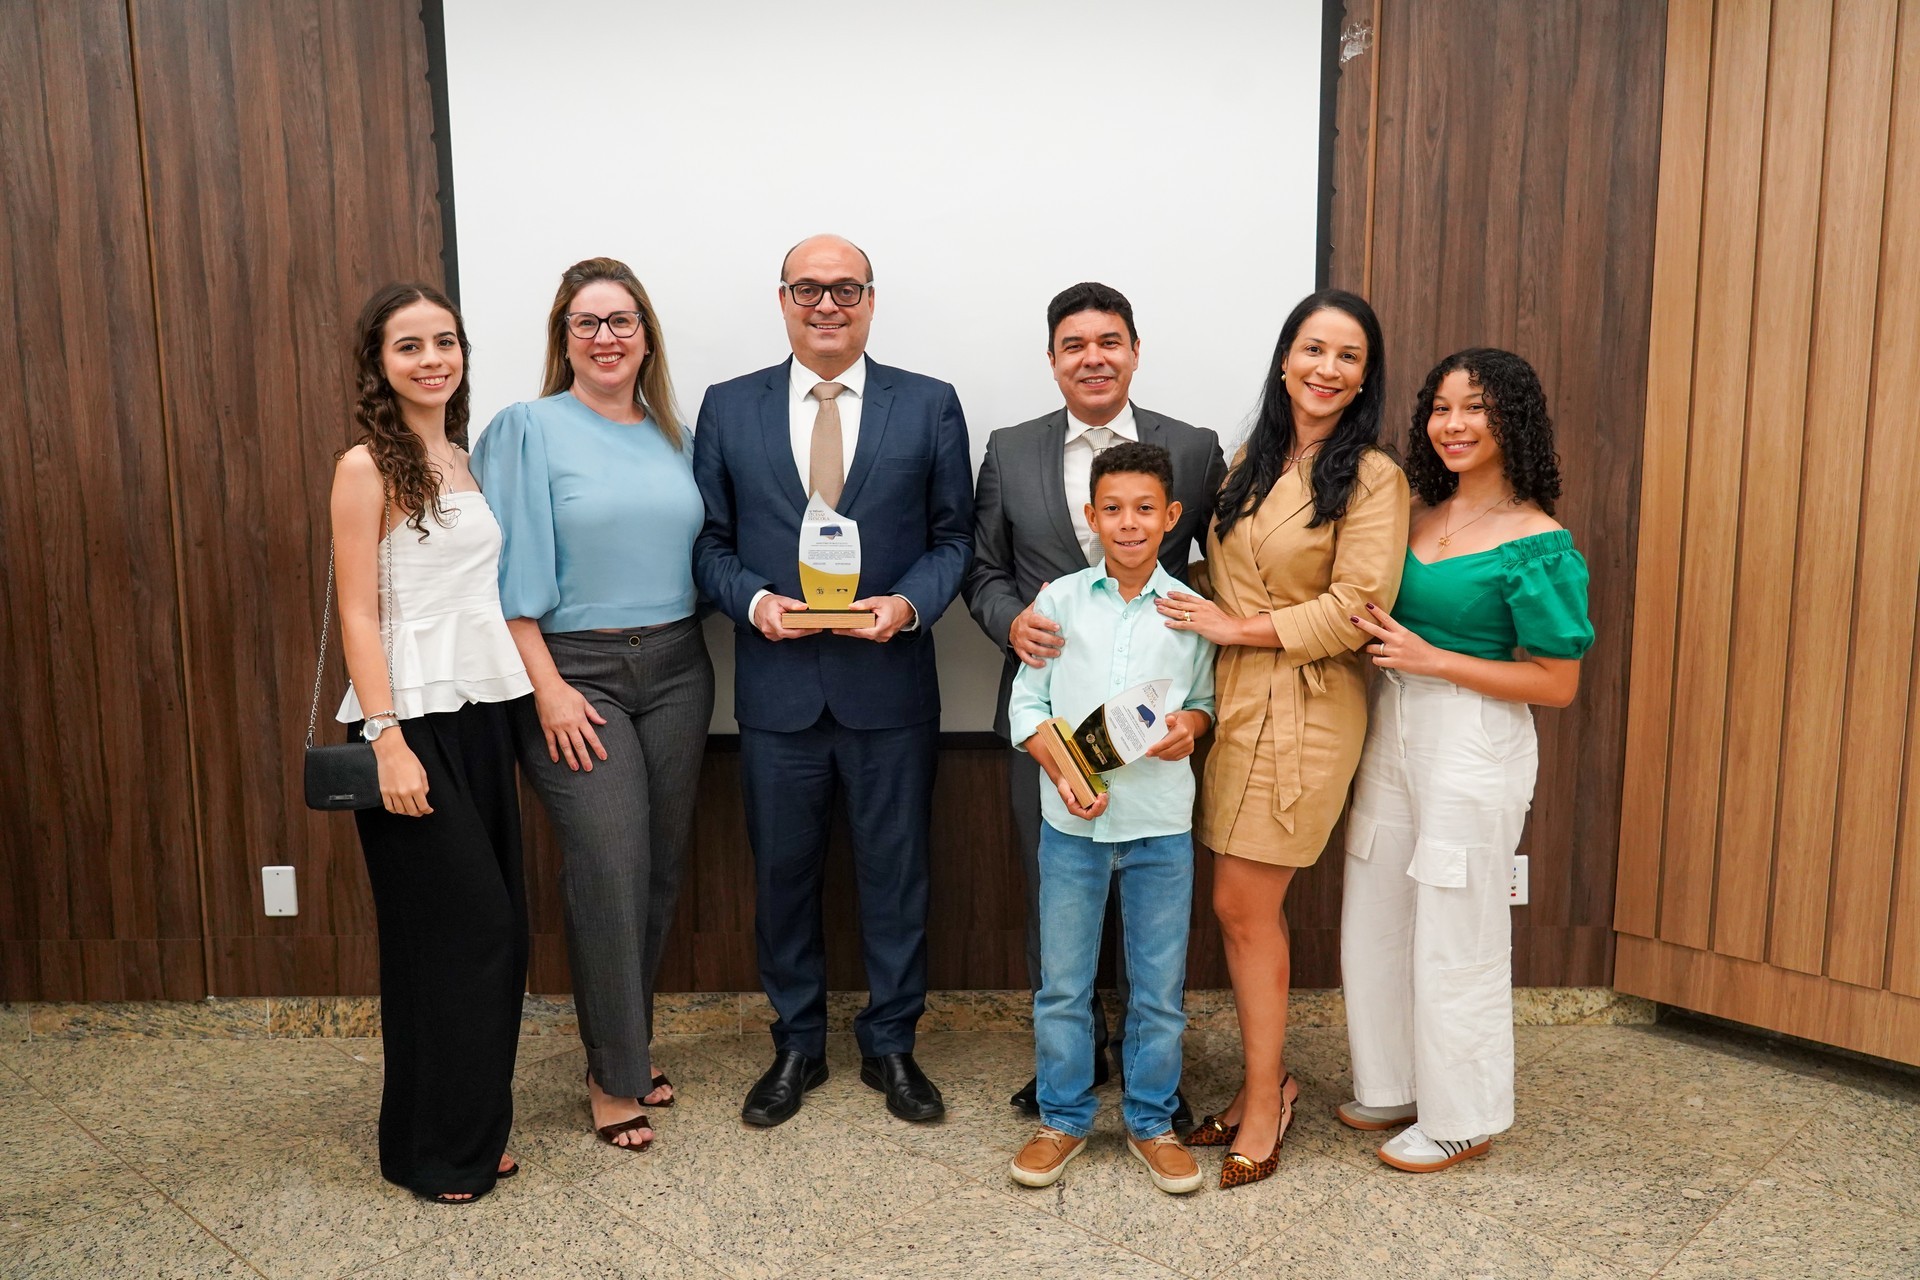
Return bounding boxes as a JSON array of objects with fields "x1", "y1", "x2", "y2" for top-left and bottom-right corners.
[
  {"x1": 1035, "y1": 717, "x2": 1108, "y2": 809},
  {"x1": 785, "y1": 608, "x2": 877, "y2": 630}
]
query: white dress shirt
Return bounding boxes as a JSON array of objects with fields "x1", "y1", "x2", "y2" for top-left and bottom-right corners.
[
  {"x1": 1064, "y1": 402, "x2": 1139, "y2": 565},
  {"x1": 749, "y1": 355, "x2": 916, "y2": 629},
  {"x1": 788, "y1": 355, "x2": 866, "y2": 495}
]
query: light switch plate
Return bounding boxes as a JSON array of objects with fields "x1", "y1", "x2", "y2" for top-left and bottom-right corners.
[
  {"x1": 1509, "y1": 854, "x2": 1529, "y2": 907},
  {"x1": 262, "y1": 865, "x2": 298, "y2": 917}
]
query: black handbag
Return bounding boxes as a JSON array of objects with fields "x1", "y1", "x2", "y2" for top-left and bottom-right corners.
[{"x1": 304, "y1": 501, "x2": 394, "y2": 810}]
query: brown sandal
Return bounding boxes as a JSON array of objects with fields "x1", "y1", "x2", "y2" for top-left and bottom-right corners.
[
  {"x1": 647, "y1": 1070, "x2": 675, "y2": 1107},
  {"x1": 595, "y1": 1114, "x2": 653, "y2": 1151},
  {"x1": 587, "y1": 1069, "x2": 654, "y2": 1151}
]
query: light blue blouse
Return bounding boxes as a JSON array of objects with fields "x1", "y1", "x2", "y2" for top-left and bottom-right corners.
[{"x1": 471, "y1": 391, "x2": 703, "y2": 633}]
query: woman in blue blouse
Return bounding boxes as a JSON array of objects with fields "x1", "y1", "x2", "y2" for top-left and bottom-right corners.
[
  {"x1": 472, "y1": 257, "x2": 713, "y2": 1152},
  {"x1": 1340, "y1": 348, "x2": 1593, "y2": 1173}
]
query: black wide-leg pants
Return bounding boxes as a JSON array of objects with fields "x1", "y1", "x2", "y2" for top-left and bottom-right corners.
[{"x1": 352, "y1": 697, "x2": 528, "y2": 1198}]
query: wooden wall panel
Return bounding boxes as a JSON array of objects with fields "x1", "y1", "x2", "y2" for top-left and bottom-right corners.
[
  {"x1": 1825, "y1": 0, "x2": 1918, "y2": 991},
  {"x1": 1657, "y1": 0, "x2": 1771, "y2": 953},
  {"x1": 128, "y1": 0, "x2": 444, "y2": 996},
  {"x1": 1615, "y1": 0, "x2": 1712, "y2": 940},
  {"x1": 1884, "y1": 3, "x2": 1920, "y2": 1000},
  {"x1": 1711, "y1": 0, "x2": 1830, "y2": 962},
  {"x1": 1774, "y1": 0, "x2": 1898, "y2": 978},
  {"x1": 0, "y1": 1, "x2": 203, "y2": 1001},
  {"x1": 1615, "y1": 0, "x2": 1920, "y2": 1065}
]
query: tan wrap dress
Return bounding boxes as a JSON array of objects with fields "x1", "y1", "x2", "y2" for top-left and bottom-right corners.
[{"x1": 1196, "y1": 449, "x2": 1410, "y2": 866}]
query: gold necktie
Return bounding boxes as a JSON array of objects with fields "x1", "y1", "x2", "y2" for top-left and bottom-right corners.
[{"x1": 808, "y1": 381, "x2": 847, "y2": 507}]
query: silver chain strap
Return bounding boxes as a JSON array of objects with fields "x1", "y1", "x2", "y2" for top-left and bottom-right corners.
[{"x1": 305, "y1": 494, "x2": 396, "y2": 747}]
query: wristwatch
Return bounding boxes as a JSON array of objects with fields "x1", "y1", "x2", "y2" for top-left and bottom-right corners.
[{"x1": 361, "y1": 712, "x2": 401, "y2": 742}]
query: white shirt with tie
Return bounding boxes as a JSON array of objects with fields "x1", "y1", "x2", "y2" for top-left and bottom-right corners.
[
  {"x1": 786, "y1": 354, "x2": 865, "y2": 488},
  {"x1": 749, "y1": 355, "x2": 916, "y2": 629},
  {"x1": 1063, "y1": 402, "x2": 1139, "y2": 565}
]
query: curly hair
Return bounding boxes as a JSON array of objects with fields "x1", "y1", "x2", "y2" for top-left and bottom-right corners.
[
  {"x1": 1089, "y1": 439, "x2": 1173, "y2": 502},
  {"x1": 1215, "y1": 289, "x2": 1387, "y2": 536},
  {"x1": 350, "y1": 282, "x2": 471, "y2": 539},
  {"x1": 540, "y1": 257, "x2": 684, "y2": 450},
  {"x1": 1405, "y1": 348, "x2": 1561, "y2": 515}
]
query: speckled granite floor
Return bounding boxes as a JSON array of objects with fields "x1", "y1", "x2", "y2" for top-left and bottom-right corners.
[{"x1": 1, "y1": 1016, "x2": 1915, "y2": 1279}]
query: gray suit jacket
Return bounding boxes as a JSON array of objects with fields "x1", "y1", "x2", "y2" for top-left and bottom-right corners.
[{"x1": 962, "y1": 405, "x2": 1228, "y2": 740}]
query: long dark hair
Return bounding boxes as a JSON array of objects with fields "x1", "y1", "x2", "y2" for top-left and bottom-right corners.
[
  {"x1": 351, "y1": 282, "x2": 471, "y2": 538},
  {"x1": 1405, "y1": 348, "x2": 1561, "y2": 515},
  {"x1": 1215, "y1": 289, "x2": 1386, "y2": 537}
]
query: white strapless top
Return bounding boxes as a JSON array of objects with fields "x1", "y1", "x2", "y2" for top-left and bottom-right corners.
[{"x1": 338, "y1": 490, "x2": 533, "y2": 721}]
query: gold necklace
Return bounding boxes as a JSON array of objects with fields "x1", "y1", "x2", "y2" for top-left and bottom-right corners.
[
  {"x1": 1284, "y1": 439, "x2": 1326, "y2": 467},
  {"x1": 1437, "y1": 493, "x2": 1516, "y2": 547}
]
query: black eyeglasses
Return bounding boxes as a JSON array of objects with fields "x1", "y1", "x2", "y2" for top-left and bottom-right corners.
[
  {"x1": 565, "y1": 310, "x2": 643, "y2": 340},
  {"x1": 782, "y1": 280, "x2": 872, "y2": 307}
]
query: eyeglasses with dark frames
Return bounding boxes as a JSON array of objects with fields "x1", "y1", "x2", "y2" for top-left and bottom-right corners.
[
  {"x1": 781, "y1": 280, "x2": 873, "y2": 307},
  {"x1": 565, "y1": 310, "x2": 643, "y2": 340}
]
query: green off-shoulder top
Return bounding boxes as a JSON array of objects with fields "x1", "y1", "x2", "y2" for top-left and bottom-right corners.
[{"x1": 1394, "y1": 529, "x2": 1594, "y2": 662}]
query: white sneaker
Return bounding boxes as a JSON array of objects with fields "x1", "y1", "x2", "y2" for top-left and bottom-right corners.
[
  {"x1": 1377, "y1": 1123, "x2": 1489, "y2": 1172},
  {"x1": 1336, "y1": 1099, "x2": 1418, "y2": 1131}
]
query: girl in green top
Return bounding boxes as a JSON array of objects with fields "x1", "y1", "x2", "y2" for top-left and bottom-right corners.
[{"x1": 1338, "y1": 349, "x2": 1593, "y2": 1173}]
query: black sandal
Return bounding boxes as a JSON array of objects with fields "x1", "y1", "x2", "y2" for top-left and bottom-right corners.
[
  {"x1": 588, "y1": 1069, "x2": 654, "y2": 1151},
  {"x1": 595, "y1": 1114, "x2": 653, "y2": 1151},
  {"x1": 648, "y1": 1070, "x2": 675, "y2": 1107}
]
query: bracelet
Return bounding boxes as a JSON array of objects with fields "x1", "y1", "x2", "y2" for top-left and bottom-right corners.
[{"x1": 364, "y1": 710, "x2": 400, "y2": 727}]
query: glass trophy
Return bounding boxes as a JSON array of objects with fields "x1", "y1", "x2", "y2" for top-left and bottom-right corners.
[
  {"x1": 1034, "y1": 679, "x2": 1175, "y2": 808},
  {"x1": 786, "y1": 491, "x2": 876, "y2": 629}
]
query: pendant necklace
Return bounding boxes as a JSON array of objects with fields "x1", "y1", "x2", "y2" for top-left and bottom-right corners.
[{"x1": 1437, "y1": 493, "x2": 1515, "y2": 548}]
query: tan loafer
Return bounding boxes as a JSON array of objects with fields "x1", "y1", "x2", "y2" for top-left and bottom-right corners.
[
  {"x1": 1128, "y1": 1131, "x2": 1204, "y2": 1194},
  {"x1": 1010, "y1": 1126, "x2": 1086, "y2": 1187}
]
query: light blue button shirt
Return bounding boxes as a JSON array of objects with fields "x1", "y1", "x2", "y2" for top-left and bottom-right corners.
[
  {"x1": 1007, "y1": 561, "x2": 1217, "y2": 841},
  {"x1": 471, "y1": 391, "x2": 703, "y2": 632}
]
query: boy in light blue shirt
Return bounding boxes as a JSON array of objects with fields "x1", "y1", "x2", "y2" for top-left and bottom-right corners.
[{"x1": 1004, "y1": 441, "x2": 1215, "y2": 1195}]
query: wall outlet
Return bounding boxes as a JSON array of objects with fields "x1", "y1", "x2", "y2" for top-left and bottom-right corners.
[
  {"x1": 1509, "y1": 854, "x2": 1529, "y2": 907},
  {"x1": 261, "y1": 866, "x2": 299, "y2": 917}
]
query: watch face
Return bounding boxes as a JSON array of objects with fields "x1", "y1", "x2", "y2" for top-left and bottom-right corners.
[{"x1": 363, "y1": 718, "x2": 384, "y2": 742}]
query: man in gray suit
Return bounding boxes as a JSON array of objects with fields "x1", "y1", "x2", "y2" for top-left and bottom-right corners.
[{"x1": 964, "y1": 282, "x2": 1226, "y2": 1120}]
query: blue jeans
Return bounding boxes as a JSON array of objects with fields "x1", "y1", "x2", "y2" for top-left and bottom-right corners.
[{"x1": 1034, "y1": 825, "x2": 1192, "y2": 1138}]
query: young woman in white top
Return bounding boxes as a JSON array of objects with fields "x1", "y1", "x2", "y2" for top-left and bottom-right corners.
[{"x1": 330, "y1": 283, "x2": 535, "y2": 1204}]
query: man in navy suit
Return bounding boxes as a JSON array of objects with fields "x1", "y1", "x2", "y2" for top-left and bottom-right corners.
[{"x1": 693, "y1": 234, "x2": 973, "y2": 1126}]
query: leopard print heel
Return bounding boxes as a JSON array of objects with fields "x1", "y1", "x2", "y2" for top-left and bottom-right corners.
[
  {"x1": 1219, "y1": 1148, "x2": 1281, "y2": 1189},
  {"x1": 1217, "y1": 1074, "x2": 1295, "y2": 1190},
  {"x1": 1184, "y1": 1114, "x2": 1239, "y2": 1147}
]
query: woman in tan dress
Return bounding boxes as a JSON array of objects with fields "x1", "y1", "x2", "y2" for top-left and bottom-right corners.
[{"x1": 1159, "y1": 290, "x2": 1409, "y2": 1188}]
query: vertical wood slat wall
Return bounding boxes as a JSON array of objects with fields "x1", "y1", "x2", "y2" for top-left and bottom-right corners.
[
  {"x1": 0, "y1": 2, "x2": 204, "y2": 999},
  {"x1": 1613, "y1": 0, "x2": 1920, "y2": 1066}
]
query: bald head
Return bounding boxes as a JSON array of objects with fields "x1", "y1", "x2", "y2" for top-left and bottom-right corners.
[
  {"x1": 778, "y1": 234, "x2": 876, "y2": 378},
  {"x1": 780, "y1": 234, "x2": 873, "y2": 283}
]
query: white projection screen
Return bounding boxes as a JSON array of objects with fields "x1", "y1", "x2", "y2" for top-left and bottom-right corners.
[{"x1": 442, "y1": 0, "x2": 1329, "y2": 733}]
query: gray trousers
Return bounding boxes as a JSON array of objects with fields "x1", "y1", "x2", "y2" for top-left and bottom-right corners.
[
  {"x1": 515, "y1": 619, "x2": 713, "y2": 1098},
  {"x1": 1010, "y1": 748, "x2": 1129, "y2": 1061}
]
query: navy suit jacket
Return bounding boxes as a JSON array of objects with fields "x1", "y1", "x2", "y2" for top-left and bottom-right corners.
[{"x1": 693, "y1": 355, "x2": 974, "y2": 733}]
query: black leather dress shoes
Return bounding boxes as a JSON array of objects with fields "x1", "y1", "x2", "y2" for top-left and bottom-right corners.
[
  {"x1": 861, "y1": 1052, "x2": 945, "y2": 1121},
  {"x1": 741, "y1": 1048, "x2": 828, "y2": 1127}
]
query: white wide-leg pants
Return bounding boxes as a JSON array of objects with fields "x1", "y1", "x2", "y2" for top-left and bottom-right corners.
[{"x1": 1340, "y1": 671, "x2": 1537, "y2": 1141}]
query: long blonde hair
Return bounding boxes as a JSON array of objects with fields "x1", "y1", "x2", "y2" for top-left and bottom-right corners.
[{"x1": 540, "y1": 257, "x2": 684, "y2": 450}]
